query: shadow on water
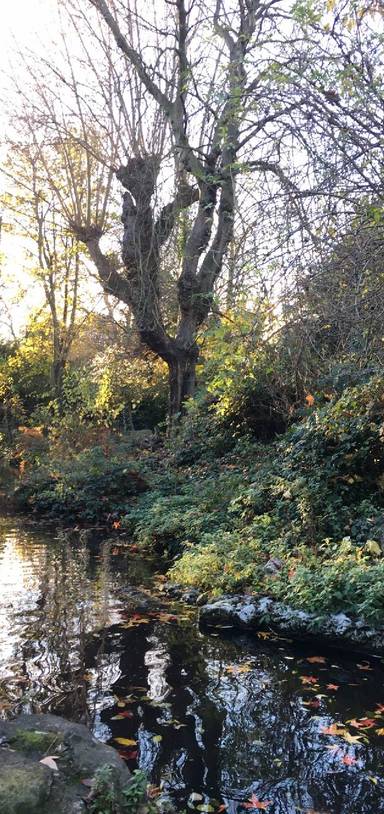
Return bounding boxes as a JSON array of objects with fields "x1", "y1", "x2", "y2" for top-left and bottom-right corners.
[{"x1": 0, "y1": 514, "x2": 384, "y2": 813}]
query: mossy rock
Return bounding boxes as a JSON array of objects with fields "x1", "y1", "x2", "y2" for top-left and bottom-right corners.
[
  {"x1": 0, "y1": 750, "x2": 52, "y2": 814},
  {"x1": 10, "y1": 728, "x2": 63, "y2": 754},
  {"x1": 0, "y1": 714, "x2": 131, "y2": 813}
]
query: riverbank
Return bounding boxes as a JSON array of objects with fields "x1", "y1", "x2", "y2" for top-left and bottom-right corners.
[{"x1": 4, "y1": 375, "x2": 384, "y2": 633}]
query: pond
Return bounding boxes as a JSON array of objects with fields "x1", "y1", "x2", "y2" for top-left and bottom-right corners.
[{"x1": 0, "y1": 514, "x2": 384, "y2": 813}]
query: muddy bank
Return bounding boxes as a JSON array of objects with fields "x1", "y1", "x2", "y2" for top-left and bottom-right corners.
[{"x1": 199, "y1": 594, "x2": 384, "y2": 655}]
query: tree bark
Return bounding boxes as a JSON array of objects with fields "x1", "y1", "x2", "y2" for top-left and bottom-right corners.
[{"x1": 168, "y1": 352, "x2": 197, "y2": 423}]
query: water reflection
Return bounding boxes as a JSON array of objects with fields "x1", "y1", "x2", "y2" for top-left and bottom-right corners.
[{"x1": 0, "y1": 515, "x2": 384, "y2": 813}]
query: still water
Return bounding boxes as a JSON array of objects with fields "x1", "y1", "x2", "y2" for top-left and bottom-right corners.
[{"x1": 0, "y1": 514, "x2": 384, "y2": 813}]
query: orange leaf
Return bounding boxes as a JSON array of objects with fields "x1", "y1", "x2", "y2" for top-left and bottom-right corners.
[
  {"x1": 305, "y1": 393, "x2": 315, "y2": 406},
  {"x1": 242, "y1": 795, "x2": 273, "y2": 810},
  {"x1": 340, "y1": 755, "x2": 357, "y2": 765},
  {"x1": 320, "y1": 723, "x2": 346, "y2": 736},
  {"x1": 326, "y1": 684, "x2": 339, "y2": 691},
  {"x1": 307, "y1": 656, "x2": 326, "y2": 664},
  {"x1": 349, "y1": 718, "x2": 375, "y2": 729}
]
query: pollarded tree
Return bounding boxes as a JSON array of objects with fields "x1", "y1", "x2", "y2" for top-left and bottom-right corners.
[
  {"x1": 12, "y1": 0, "x2": 315, "y2": 422},
  {"x1": 12, "y1": 0, "x2": 381, "y2": 422}
]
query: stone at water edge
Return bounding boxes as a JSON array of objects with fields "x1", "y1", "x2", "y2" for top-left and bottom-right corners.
[
  {"x1": 199, "y1": 595, "x2": 384, "y2": 655},
  {"x1": 0, "y1": 713, "x2": 131, "y2": 814},
  {"x1": 0, "y1": 750, "x2": 53, "y2": 814}
]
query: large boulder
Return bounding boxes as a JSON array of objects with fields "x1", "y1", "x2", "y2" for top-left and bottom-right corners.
[{"x1": 0, "y1": 714, "x2": 131, "y2": 814}]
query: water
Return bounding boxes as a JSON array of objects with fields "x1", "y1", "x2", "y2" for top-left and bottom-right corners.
[{"x1": 0, "y1": 514, "x2": 384, "y2": 813}]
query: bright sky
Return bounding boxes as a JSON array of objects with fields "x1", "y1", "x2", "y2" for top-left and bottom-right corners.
[
  {"x1": 0, "y1": 0, "x2": 54, "y2": 64},
  {"x1": 0, "y1": 2, "x2": 95, "y2": 339}
]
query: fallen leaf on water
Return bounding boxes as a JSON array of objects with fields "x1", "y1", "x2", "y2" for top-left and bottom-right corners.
[
  {"x1": 117, "y1": 701, "x2": 127, "y2": 708},
  {"x1": 111, "y1": 711, "x2": 134, "y2": 720},
  {"x1": 226, "y1": 664, "x2": 252, "y2": 675},
  {"x1": 302, "y1": 699, "x2": 321, "y2": 708},
  {"x1": 217, "y1": 805, "x2": 228, "y2": 812},
  {"x1": 114, "y1": 737, "x2": 137, "y2": 747},
  {"x1": 326, "y1": 684, "x2": 339, "y2": 691},
  {"x1": 357, "y1": 663, "x2": 373, "y2": 671},
  {"x1": 147, "y1": 785, "x2": 162, "y2": 798},
  {"x1": 368, "y1": 776, "x2": 378, "y2": 785},
  {"x1": 40, "y1": 756, "x2": 59, "y2": 771},
  {"x1": 342, "y1": 732, "x2": 365, "y2": 745},
  {"x1": 320, "y1": 724, "x2": 346, "y2": 736},
  {"x1": 375, "y1": 728, "x2": 384, "y2": 735},
  {"x1": 120, "y1": 618, "x2": 151, "y2": 629},
  {"x1": 153, "y1": 734, "x2": 163, "y2": 743},
  {"x1": 307, "y1": 656, "x2": 327, "y2": 664},
  {"x1": 340, "y1": 755, "x2": 357, "y2": 765},
  {"x1": 242, "y1": 795, "x2": 273, "y2": 810},
  {"x1": 118, "y1": 749, "x2": 138, "y2": 761},
  {"x1": 256, "y1": 631, "x2": 275, "y2": 640},
  {"x1": 348, "y1": 718, "x2": 375, "y2": 729},
  {"x1": 157, "y1": 612, "x2": 179, "y2": 623},
  {"x1": 375, "y1": 704, "x2": 384, "y2": 713},
  {"x1": 300, "y1": 675, "x2": 318, "y2": 685},
  {"x1": 196, "y1": 805, "x2": 215, "y2": 812},
  {"x1": 190, "y1": 793, "x2": 204, "y2": 802}
]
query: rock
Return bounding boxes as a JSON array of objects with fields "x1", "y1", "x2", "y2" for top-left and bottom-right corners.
[
  {"x1": 199, "y1": 596, "x2": 384, "y2": 655},
  {"x1": 116, "y1": 586, "x2": 165, "y2": 613},
  {"x1": 0, "y1": 750, "x2": 52, "y2": 814},
  {"x1": 263, "y1": 557, "x2": 283, "y2": 574},
  {"x1": 0, "y1": 714, "x2": 131, "y2": 814},
  {"x1": 163, "y1": 582, "x2": 183, "y2": 598},
  {"x1": 181, "y1": 588, "x2": 199, "y2": 604}
]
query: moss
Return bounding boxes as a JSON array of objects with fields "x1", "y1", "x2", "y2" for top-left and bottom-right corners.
[{"x1": 11, "y1": 728, "x2": 63, "y2": 754}]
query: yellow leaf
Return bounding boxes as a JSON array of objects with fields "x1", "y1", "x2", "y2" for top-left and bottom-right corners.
[
  {"x1": 365, "y1": 540, "x2": 382, "y2": 556},
  {"x1": 114, "y1": 737, "x2": 137, "y2": 747}
]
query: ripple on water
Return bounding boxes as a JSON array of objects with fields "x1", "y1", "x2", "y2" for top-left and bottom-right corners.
[{"x1": 0, "y1": 514, "x2": 384, "y2": 813}]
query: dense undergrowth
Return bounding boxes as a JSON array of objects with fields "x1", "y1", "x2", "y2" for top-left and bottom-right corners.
[{"x1": 7, "y1": 373, "x2": 384, "y2": 624}]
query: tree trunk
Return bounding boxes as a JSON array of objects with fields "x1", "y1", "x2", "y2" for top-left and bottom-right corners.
[
  {"x1": 52, "y1": 356, "x2": 66, "y2": 414},
  {"x1": 168, "y1": 354, "x2": 197, "y2": 425}
]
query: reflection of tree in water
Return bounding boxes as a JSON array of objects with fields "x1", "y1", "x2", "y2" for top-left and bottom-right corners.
[
  {"x1": 97, "y1": 622, "x2": 384, "y2": 814},
  {"x1": 3, "y1": 532, "x2": 115, "y2": 720},
  {"x1": 1, "y1": 517, "x2": 384, "y2": 812}
]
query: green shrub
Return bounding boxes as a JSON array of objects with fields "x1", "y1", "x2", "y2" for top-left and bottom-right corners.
[{"x1": 13, "y1": 446, "x2": 148, "y2": 522}]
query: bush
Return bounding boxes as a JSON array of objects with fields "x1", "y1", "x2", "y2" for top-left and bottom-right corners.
[
  {"x1": 13, "y1": 446, "x2": 148, "y2": 522},
  {"x1": 160, "y1": 375, "x2": 384, "y2": 623}
]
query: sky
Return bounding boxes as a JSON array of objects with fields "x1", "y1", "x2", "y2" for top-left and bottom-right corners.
[
  {"x1": 0, "y1": 1, "x2": 55, "y2": 338},
  {"x1": 0, "y1": 1, "x2": 97, "y2": 340}
]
